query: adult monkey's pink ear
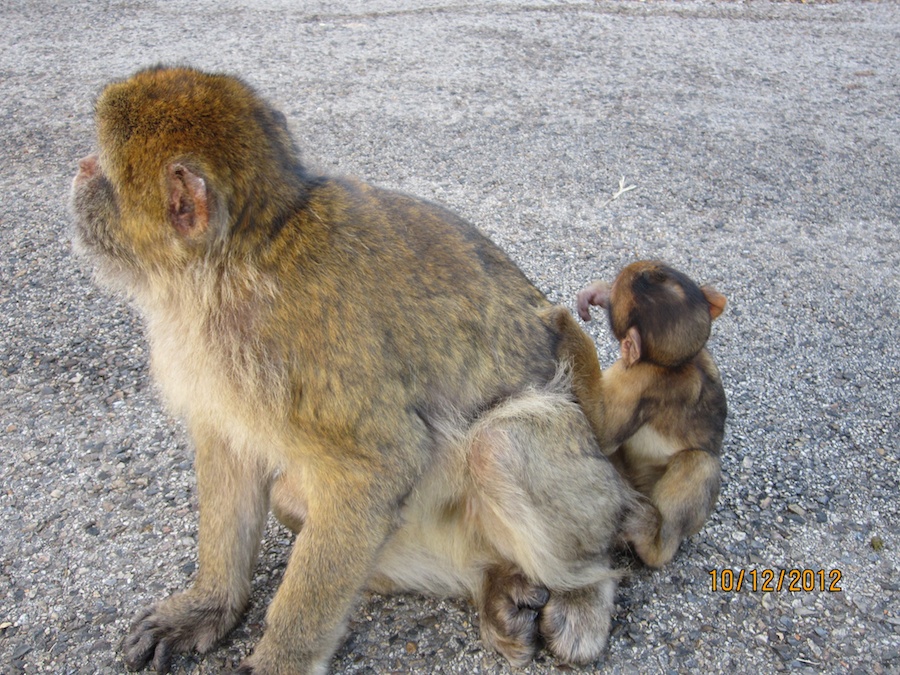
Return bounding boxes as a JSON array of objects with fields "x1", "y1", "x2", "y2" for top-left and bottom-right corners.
[
  {"x1": 166, "y1": 163, "x2": 209, "y2": 236},
  {"x1": 702, "y1": 286, "x2": 727, "y2": 320}
]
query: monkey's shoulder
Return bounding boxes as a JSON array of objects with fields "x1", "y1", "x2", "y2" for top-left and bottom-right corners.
[
  {"x1": 286, "y1": 175, "x2": 549, "y2": 312},
  {"x1": 306, "y1": 176, "x2": 482, "y2": 239},
  {"x1": 636, "y1": 350, "x2": 724, "y2": 405}
]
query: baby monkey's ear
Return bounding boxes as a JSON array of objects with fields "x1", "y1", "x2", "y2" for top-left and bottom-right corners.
[
  {"x1": 620, "y1": 326, "x2": 642, "y2": 367},
  {"x1": 167, "y1": 163, "x2": 210, "y2": 236},
  {"x1": 701, "y1": 286, "x2": 727, "y2": 320}
]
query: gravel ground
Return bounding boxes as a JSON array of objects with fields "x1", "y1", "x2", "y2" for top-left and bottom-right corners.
[{"x1": 1, "y1": 1, "x2": 898, "y2": 673}]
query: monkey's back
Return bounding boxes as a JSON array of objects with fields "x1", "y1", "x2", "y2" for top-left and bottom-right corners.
[
  {"x1": 255, "y1": 176, "x2": 559, "y2": 425},
  {"x1": 626, "y1": 349, "x2": 727, "y2": 464}
]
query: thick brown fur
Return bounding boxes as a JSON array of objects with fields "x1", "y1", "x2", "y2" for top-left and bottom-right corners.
[
  {"x1": 70, "y1": 66, "x2": 635, "y2": 674},
  {"x1": 546, "y1": 261, "x2": 727, "y2": 567}
]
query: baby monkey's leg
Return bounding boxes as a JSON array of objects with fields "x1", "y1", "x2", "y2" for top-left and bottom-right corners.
[{"x1": 625, "y1": 449, "x2": 721, "y2": 567}]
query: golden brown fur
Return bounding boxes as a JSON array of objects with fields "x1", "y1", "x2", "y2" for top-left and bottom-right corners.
[
  {"x1": 546, "y1": 261, "x2": 727, "y2": 567},
  {"x1": 70, "y1": 66, "x2": 635, "y2": 674}
]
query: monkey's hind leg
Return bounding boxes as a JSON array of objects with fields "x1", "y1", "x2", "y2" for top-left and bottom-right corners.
[
  {"x1": 468, "y1": 387, "x2": 634, "y2": 665},
  {"x1": 538, "y1": 581, "x2": 618, "y2": 665},
  {"x1": 625, "y1": 449, "x2": 721, "y2": 567}
]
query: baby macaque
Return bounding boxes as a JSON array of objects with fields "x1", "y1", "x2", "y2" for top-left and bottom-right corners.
[{"x1": 544, "y1": 261, "x2": 727, "y2": 567}]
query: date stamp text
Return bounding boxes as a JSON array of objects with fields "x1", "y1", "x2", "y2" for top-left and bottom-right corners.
[{"x1": 709, "y1": 568, "x2": 843, "y2": 593}]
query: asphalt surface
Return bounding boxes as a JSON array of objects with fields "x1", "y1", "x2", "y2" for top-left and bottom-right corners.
[{"x1": 1, "y1": 1, "x2": 898, "y2": 673}]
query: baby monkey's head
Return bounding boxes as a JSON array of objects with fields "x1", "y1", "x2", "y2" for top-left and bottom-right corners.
[{"x1": 606, "y1": 261, "x2": 726, "y2": 368}]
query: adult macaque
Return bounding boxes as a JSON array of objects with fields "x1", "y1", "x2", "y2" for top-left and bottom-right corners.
[
  {"x1": 70, "y1": 66, "x2": 634, "y2": 674},
  {"x1": 543, "y1": 261, "x2": 727, "y2": 567}
]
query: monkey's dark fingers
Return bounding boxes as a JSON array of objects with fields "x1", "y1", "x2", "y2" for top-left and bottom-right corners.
[
  {"x1": 151, "y1": 640, "x2": 174, "y2": 673},
  {"x1": 480, "y1": 564, "x2": 550, "y2": 667},
  {"x1": 576, "y1": 299, "x2": 594, "y2": 322},
  {"x1": 481, "y1": 600, "x2": 543, "y2": 669},
  {"x1": 121, "y1": 590, "x2": 244, "y2": 671},
  {"x1": 121, "y1": 610, "x2": 174, "y2": 672},
  {"x1": 509, "y1": 580, "x2": 550, "y2": 610},
  {"x1": 120, "y1": 605, "x2": 200, "y2": 673}
]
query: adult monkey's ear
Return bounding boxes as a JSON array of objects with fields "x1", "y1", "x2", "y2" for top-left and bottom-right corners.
[{"x1": 167, "y1": 163, "x2": 209, "y2": 236}]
